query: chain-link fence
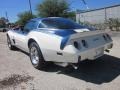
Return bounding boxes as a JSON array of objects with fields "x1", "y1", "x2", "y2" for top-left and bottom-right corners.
[{"x1": 76, "y1": 4, "x2": 120, "y2": 30}]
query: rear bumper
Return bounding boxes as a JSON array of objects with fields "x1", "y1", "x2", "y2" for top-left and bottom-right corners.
[
  {"x1": 78, "y1": 42, "x2": 113, "y2": 61},
  {"x1": 61, "y1": 42, "x2": 113, "y2": 63}
]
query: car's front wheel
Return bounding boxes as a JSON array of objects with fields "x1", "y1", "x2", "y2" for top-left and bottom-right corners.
[{"x1": 29, "y1": 42, "x2": 45, "y2": 70}]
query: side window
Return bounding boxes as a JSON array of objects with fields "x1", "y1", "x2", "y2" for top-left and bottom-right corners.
[{"x1": 24, "y1": 21, "x2": 38, "y2": 31}]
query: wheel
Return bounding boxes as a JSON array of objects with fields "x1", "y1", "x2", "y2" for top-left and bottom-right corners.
[
  {"x1": 3, "y1": 29, "x2": 6, "y2": 32},
  {"x1": 29, "y1": 42, "x2": 45, "y2": 70},
  {"x1": 7, "y1": 35, "x2": 15, "y2": 50}
]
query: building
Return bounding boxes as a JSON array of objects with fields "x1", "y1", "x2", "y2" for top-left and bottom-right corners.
[{"x1": 76, "y1": 4, "x2": 120, "y2": 24}]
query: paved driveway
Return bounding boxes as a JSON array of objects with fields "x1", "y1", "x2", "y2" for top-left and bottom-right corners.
[{"x1": 0, "y1": 32, "x2": 120, "y2": 90}]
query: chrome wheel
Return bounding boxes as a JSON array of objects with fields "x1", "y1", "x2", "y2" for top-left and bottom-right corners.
[
  {"x1": 29, "y1": 42, "x2": 45, "y2": 69},
  {"x1": 30, "y1": 46, "x2": 39, "y2": 65}
]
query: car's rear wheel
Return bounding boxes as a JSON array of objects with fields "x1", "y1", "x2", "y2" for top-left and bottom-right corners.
[
  {"x1": 7, "y1": 36, "x2": 15, "y2": 50},
  {"x1": 29, "y1": 42, "x2": 45, "y2": 70}
]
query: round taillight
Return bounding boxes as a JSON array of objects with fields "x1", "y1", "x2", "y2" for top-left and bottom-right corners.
[
  {"x1": 81, "y1": 40, "x2": 88, "y2": 48},
  {"x1": 74, "y1": 41, "x2": 79, "y2": 49},
  {"x1": 106, "y1": 34, "x2": 111, "y2": 40},
  {"x1": 103, "y1": 35, "x2": 107, "y2": 41}
]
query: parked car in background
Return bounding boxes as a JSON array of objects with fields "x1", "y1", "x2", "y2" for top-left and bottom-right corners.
[
  {"x1": 0, "y1": 28, "x2": 8, "y2": 32},
  {"x1": 7, "y1": 17, "x2": 113, "y2": 70}
]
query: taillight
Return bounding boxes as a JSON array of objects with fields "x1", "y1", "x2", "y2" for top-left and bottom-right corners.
[
  {"x1": 103, "y1": 34, "x2": 111, "y2": 41},
  {"x1": 103, "y1": 34, "x2": 107, "y2": 41},
  {"x1": 81, "y1": 40, "x2": 88, "y2": 48},
  {"x1": 106, "y1": 34, "x2": 111, "y2": 40}
]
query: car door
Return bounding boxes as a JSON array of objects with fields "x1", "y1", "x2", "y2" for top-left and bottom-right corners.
[
  {"x1": 13, "y1": 28, "x2": 28, "y2": 52},
  {"x1": 14, "y1": 21, "x2": 38, "y2": 52}
]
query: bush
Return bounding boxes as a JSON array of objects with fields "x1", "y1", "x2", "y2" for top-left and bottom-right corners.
[
  {"x1": 106, "y1": 18, "x2": 120, "y2": 31},
  {"x1": 16, "y1": 11, "x2": 36, "y2": 26}
]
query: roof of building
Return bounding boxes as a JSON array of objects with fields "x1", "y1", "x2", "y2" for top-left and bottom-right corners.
[{"x1": 30, "y1": 17, "x2": 63, "y2": 22}]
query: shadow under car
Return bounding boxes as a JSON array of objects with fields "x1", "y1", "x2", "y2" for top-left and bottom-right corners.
[
  {"x1": 17, "y1": 49, "x2": 120, "y2": 84},
  {"x1": 44, "y1": 54, "x2": 120, "y2": 84}
]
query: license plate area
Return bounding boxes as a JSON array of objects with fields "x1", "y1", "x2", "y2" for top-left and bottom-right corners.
[{"x1": 95, "y1": 47, "x2": 104, "y2": 58}]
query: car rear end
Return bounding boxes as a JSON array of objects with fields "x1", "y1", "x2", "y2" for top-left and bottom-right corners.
[
  {"x1": 40, "y1": 17, "x2": 113, "y2": 64},
  {"x1": 61, "y1": 30, "x2": 113, "y2": 63}
]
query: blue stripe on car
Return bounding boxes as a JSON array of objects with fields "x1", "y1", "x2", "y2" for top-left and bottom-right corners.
[
  {"x1": 48, "y1": 29, "x2": 76, "y2": 50},
  {"x1": 60, "y1": 36, "x2": 70, "y2": 50},
  {"x1": 40, "y1": 29, "x2": 76, "y2": 50},
  {"x1": 53, "y1": 29, "x2": 76, "y2": 50}
]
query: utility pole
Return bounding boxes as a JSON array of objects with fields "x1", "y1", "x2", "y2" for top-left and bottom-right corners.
[
  {"x1": 5, "y1": 11, "x2": 9, "y2": 23},
  {"x1": 105, "y1": 7, "x2": 107, "y2": 22},
  {"x1": 28, "y1": 0, "x2": 32, "y2": 15},
  {"x1": 5, "y1": 11, "x2": 8, "y2": 20}
]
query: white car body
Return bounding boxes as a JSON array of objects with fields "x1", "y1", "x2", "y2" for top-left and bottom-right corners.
[{"x1": 7, "y1": 17, "x2": 113, "y2": 66}]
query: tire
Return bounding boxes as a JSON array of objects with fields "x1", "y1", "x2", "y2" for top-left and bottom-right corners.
[
  {"x1": 7, "y1": 35, "x2": 15, "y2": 50},
  {"x1": 3, "y1": 29, "x2": 6, "y2": 32},
  {"x1": 29, "y1": 42, "x2": 45, "y2": 70}
]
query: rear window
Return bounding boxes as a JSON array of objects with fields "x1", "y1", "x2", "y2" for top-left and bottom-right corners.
[{"x1": 41, "y1": 18, "x2": 85, "y2": 29}]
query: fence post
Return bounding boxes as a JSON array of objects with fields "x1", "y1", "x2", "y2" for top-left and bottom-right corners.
[{"x1": 105, "y1": 7, "x2": 107, "y2": 22}]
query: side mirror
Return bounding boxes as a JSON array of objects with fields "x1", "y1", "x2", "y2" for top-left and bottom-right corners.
[
  {"x1": 20, "y1": 26, "x2": 29, "y2": 33},
  {"x1": 20, "y1": 26, "x2": 24, "y2": 31},
  {"x1": 21, "y1": 28, "x2": 24, "y2": 32}
]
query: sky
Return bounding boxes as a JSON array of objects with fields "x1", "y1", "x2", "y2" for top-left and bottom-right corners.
[{"x1": 0, "y1": 0, "x2": 120, "y2": 22}]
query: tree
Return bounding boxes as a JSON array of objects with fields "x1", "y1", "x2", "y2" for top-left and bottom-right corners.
[
  {"x1": 107, "y1": 18, "x2": 120, "y2": 31},
  {"x1": 36, "y1": 0, "x2": 69, "y2": 18},
  {"x1": 16, "y1": 11, "x2": 36, "y2": 26},
  {"x1": 67, "y1": 11, "x2": 76, "y2": 21},
  {"x1": 0, "y1": 17, "x2": 9, "y2": 23},
  {"x1": 0, "y1": 20, "x2": 6, "y2": 28},
  {"x1": 0, "y1": 17, "x2": 7, "y2": 28}
]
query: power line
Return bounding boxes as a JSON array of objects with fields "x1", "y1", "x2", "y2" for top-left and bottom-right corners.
[{"x1": 81, "y1": 0, "x2": 89, "y2": 9}]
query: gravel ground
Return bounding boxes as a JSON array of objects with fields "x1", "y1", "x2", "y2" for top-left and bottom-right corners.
[{"x1": 0, "y1": 32, "x2": 120, "y2": 90}]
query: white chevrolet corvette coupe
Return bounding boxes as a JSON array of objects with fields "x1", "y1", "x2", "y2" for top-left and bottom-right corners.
[{"x1": 7, "y1": 17, "x2": 113, "y2": 69}]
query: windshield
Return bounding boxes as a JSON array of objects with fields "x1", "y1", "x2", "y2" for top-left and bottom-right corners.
[{"x1": 41, "y1": 18, "x2": 85, "y2": 29}]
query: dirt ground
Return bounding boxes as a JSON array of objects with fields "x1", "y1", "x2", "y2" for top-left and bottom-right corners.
[{"x1": 0, "y1": 32, "x2": 120, "y2": 90}]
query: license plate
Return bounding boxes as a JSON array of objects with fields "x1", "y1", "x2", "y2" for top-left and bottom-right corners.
[{"x1": 95, "y1": 47, "x2": 104, "y2": 57}]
